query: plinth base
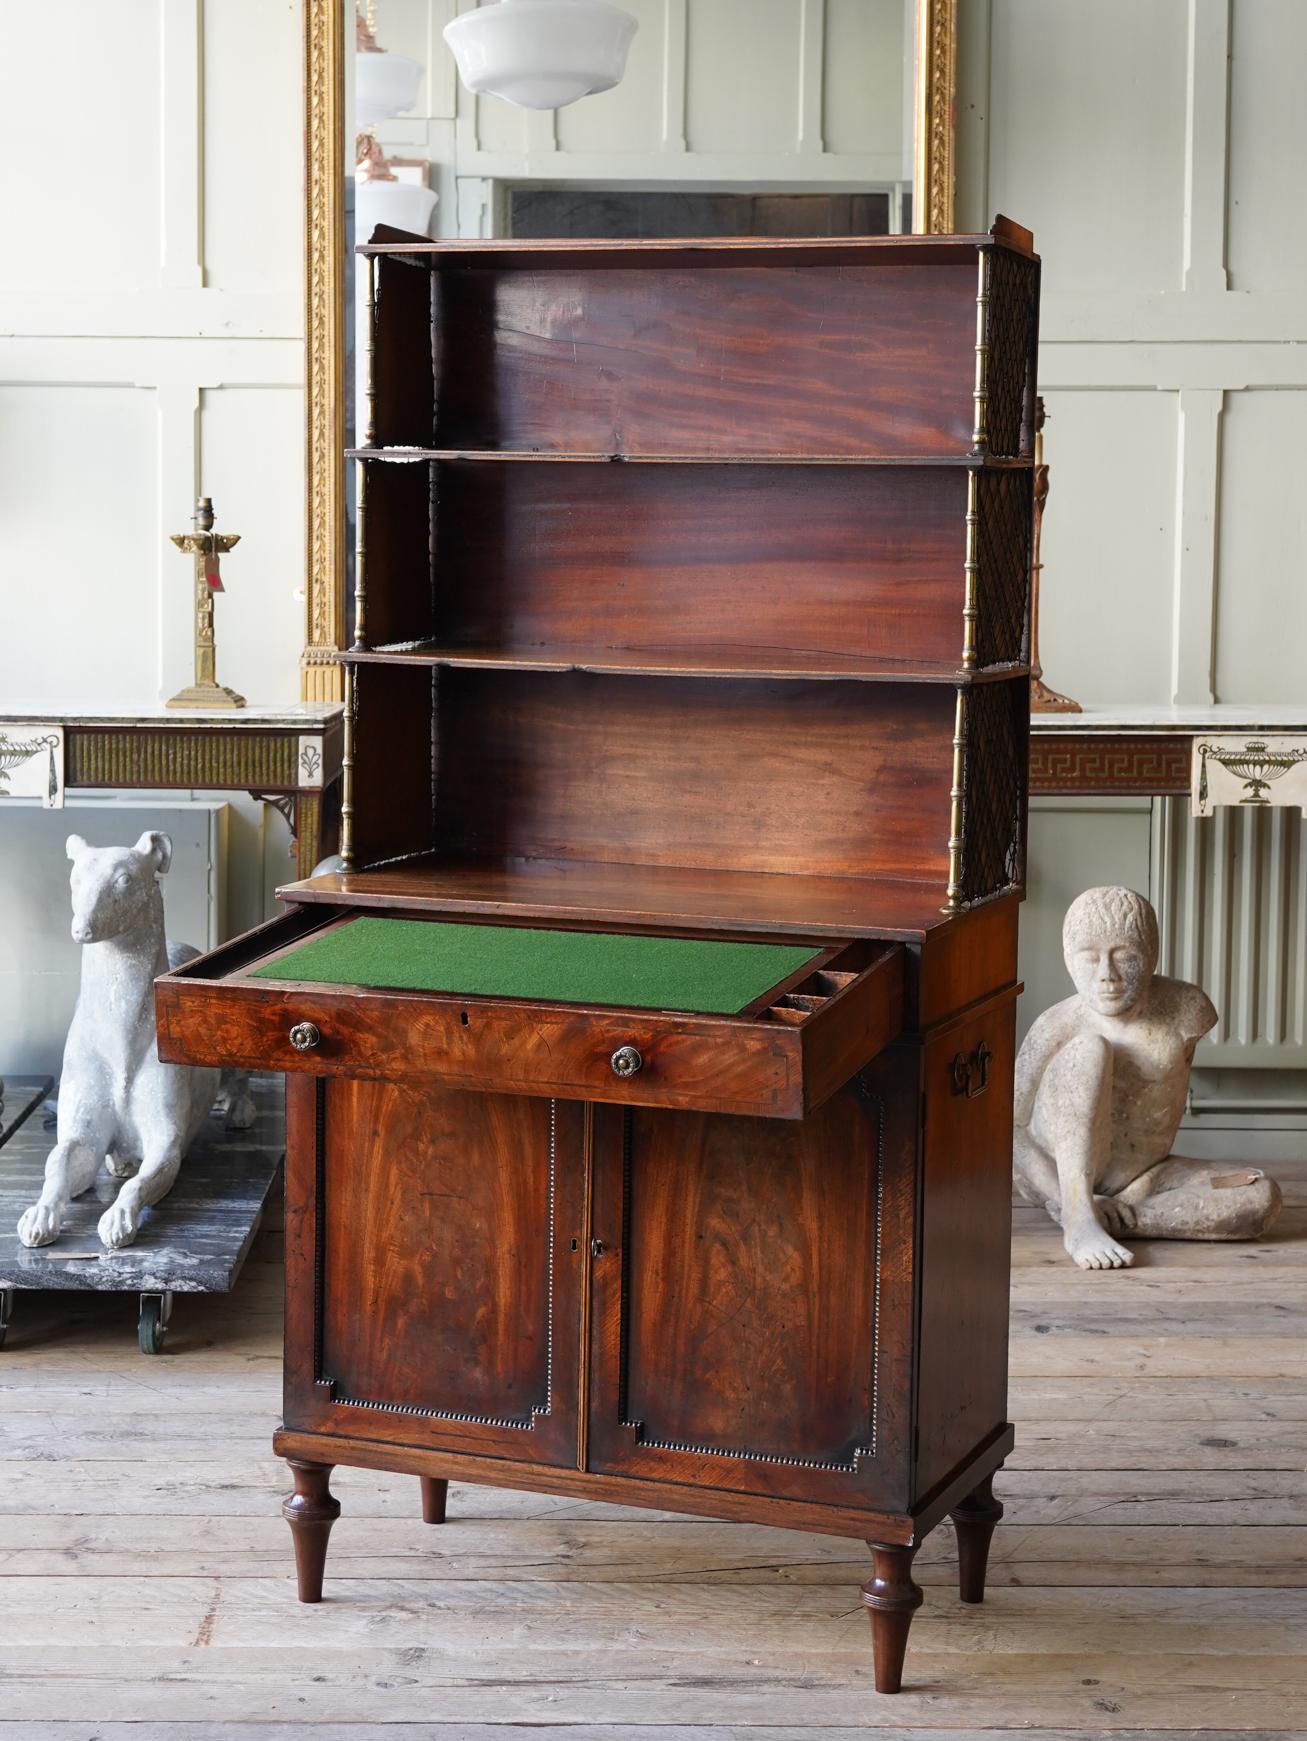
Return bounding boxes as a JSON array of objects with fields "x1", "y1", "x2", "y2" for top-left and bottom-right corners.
[{"x1": 166, "y1": 681, "x2": 246, "y2": 710}]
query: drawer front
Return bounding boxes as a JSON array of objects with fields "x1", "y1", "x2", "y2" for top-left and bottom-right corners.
[
  {"x1": 156, "y1": 910, "x2": 903, "y2": 1119},
  {"x1": 158, "y1": 975, "x2": 804, "y2": 1117}
]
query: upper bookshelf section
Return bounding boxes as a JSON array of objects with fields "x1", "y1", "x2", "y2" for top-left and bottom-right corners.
[
  {"x1": 341, "y1": 226, "x2": 1040, "y2": 916},
  {"x1": 359, "y1": 224, "x2": 1040, "y2": 464}
]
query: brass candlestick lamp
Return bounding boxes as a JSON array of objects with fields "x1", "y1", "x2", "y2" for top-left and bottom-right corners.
[
  {"x1": 167, "y1": 496, "x2": 246, "y2": 709},
  {"x1": 1029, "y1": 398, "x2": 1081, "y2": 714}
]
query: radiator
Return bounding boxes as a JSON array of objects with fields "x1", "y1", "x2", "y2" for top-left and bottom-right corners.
[{"x1": 1152, "y1": 797, "x2": 1306, "y2": 1068}]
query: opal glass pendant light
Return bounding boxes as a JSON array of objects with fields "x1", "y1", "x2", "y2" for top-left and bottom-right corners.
[
  {"x1": 355, "y1": 47, "x2": 423, "y2": 126},
  {"x1": 443, "y1": 0, "x2": 638, "y2": 111},
  {"x1": 356, "y1": 176, "x2": 439, "y2": 239}
]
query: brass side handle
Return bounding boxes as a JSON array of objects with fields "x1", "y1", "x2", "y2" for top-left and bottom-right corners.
[
  {"x1": 949, "y1": 1039, "x2": 992, "y2": 1098},
  {"x1": 289, "y1": 1021, "x2": 321, "y2": 1053},
  {"x1": 610, "y1": 1044, "x2": 643, "y2": 1079}
]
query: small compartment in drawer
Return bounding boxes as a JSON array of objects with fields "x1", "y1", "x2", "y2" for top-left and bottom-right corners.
[
  {"x1": 765, "y1": 966, "x2": 862, "y2": 1023},
  {"x1": 156, "y1": 909, "x2": 904, "y2": 1120}
]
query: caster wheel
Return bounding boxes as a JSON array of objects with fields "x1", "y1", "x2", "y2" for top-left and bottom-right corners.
[{"x1": 138, "y1": 1293, "x2": 171, "y2": 1355}]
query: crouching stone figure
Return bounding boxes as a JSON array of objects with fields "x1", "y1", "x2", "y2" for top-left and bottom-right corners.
[
  {"x1": 1014, "y1": 885, "x2": 1282, "y2": 1270},
  {"x1": 17, "y1": 831, "x2": 255, "y2": 1252}
]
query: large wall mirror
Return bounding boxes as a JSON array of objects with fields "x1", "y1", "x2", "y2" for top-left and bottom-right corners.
[{"x1": 300, "y1": 0, "x2": 959, "y2": 698}]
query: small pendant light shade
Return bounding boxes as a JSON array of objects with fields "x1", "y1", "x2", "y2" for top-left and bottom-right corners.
[
  {"x1": 357, "y1": 177, "x2": 439, "y2": 240},
  {"x1": 355, "y1": 49, "x2": 424, "y2": 126},
  {"x1": 443, "y1": 0, "x2": 639, "y2": 111}
]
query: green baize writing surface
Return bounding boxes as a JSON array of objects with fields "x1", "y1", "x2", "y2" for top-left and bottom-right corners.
[{"x1": 252, "y1": 917, "x2": 822, "y2": 1015}]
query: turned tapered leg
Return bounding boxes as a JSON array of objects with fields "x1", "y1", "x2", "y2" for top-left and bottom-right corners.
[
  {"x1": 860, "y1": 1542, "x2": 924, "y2": 1694},
  {"x1": 419, "y1": 1475, "x2": 448, "y2": 1524},
  {"x1": 951, "y1": 1470, "x2": 1004, "y2": 1603},
  {"x1": 281, "y1": 1459, "x2": 340, "y2": 1603}
]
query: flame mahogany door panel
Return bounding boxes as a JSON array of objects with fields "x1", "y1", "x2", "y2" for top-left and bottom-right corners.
[
  {"x1": 585, "y1": 1048, "x2": 920, "y2": 1510},
  {"x1": 283, "y1": 1075, "x2": 583, "y2": 1466}
]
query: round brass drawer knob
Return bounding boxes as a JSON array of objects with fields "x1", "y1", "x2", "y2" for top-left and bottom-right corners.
[
  {"x1": 610, "y1": 1044, "x2": 643, "y2": 1079},
  {"x1": 289, "y1": 1021, "x2": 321, "y2": 1053}
]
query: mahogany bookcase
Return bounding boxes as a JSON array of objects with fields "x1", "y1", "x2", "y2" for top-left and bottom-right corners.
[{"x1": 157, "y1": 220, "x2": 1040, "y2": 1694}]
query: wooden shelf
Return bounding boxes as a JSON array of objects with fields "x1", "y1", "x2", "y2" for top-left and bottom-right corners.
[
  {"x1": 342, "y1": 641, "x2": 1029, "y2": 686},
  {"x1": 277, "y1": 854, "x2": 975, "y2": 941},
  {"x1": 357, "y1": 227, "x2": 1037, "y2": 265},
  {"x1": 347, "y1": 446, "x2": 1032, "y2": 469}
]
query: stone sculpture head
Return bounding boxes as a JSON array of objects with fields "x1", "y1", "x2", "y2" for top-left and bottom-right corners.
[
  {"x1": 66, "y1": 831, "x2": 172, "y2": 945},
  {"x1": 1062, "y1": 885, "x2": 1158, "y2": 1019}
]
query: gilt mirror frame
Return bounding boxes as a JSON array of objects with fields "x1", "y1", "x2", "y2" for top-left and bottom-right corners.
[{"x1": 298, "y1": 0, "x2": 958, "y2": 699}]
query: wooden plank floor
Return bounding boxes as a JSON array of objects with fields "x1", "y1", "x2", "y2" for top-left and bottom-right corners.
[{"x1": 1, "y1": 1165, "x2": 1304, "y2": 1738}]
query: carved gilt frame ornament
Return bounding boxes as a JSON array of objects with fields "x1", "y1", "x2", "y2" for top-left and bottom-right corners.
[
  {"x1": 302, "y1": 0, "x2": 346, "y2": 703},
  {"x1": 300, "y1": 0, "x2": 959, "y2": 692},
  {"x1": 914, "y1": 0, "x2": 957, "y2": 236}
]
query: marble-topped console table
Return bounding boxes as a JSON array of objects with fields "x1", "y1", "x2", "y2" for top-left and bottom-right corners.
[
  {"x1": 1030, "y1": 706, "x2": 1307, "y2": 798},
  {"x1": 0, "y1": 705, "x2": 343, "y2": 880}
]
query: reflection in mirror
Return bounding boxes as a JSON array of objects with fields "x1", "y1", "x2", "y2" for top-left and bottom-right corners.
[
  {"x1": 334, "y1": 0, "x2": 930, "y2": 650},
  {"x1": 509, "y1": 188, "x2": 906, "y2": 240}
]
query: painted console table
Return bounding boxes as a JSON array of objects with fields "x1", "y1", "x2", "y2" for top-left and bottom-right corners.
[
  {"x1": 1031, "y1": 705, "x2": 1307, "y2": 800},
  {"x1": 0, "y1": 705, "x2": 344, "y2": 880}
]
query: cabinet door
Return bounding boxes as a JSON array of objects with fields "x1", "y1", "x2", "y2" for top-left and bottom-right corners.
[
  {"x1": 586, "y1": 1065, "x2": 917, "y2": 1510},
  {"x1": 284, "y1": 1076, "x2": 582, "y2": 1466}
]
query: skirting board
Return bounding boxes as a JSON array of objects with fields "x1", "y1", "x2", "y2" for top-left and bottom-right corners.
[{"x1": 1176, "y1": 1116, "x2": 1307, "y2": 1165}]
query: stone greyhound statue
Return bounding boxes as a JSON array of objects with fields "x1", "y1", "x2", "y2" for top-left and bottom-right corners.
[
  {"x1": 1014, "y1": 885, "x2": 1282, "y2": 1270},
  {"x1": 17, "y1": 831, "x2": 255, "y2": 1252}
]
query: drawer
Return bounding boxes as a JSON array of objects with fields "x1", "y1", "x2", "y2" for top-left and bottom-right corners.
[{"x1": 156, "y1": 907, "x2": 904, "y2": 1120}]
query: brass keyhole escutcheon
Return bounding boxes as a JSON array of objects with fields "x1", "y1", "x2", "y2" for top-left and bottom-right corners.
[
  {"x1": 610, "y1": 1044, "x2": 643, "y2": 1078},
  {"x1": 289, "y1": 1021, "x2": 321, "y2": 1053}
]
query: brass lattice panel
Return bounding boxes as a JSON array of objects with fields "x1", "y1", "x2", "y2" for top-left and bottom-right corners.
[
  {"x1": 974, "y1": 470, "x2": 1033, "y2": 669},
  {"x1": 959, "y1": 682, "x2": 1027, "y2": 905},
  {"x1": 984, "y1": 250, "x2": 1038, "y2": 459}
]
